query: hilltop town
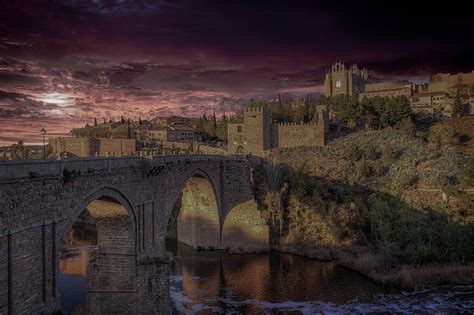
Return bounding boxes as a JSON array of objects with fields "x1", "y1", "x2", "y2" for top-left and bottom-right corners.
[{"x1": 1, "y1": 61, "x2": 473, "y2": 161}]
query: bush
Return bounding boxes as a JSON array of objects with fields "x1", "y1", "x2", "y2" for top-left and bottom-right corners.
[
  {"x1": 398, "y1": 173, "x2": 419, "y2": 188},
  {"x1": 397, "y1": 118, "x2": 416, "y2": 138},
  {"x1": 366, "y1": 194, "x2": 474, "y2": 264},
  {"x1": 372, "y1": 160, "x2": 386, "y2": 177},
  {"x1": 364, "y1": 145, "x2": 379, "y2": 160},
  {"x1": 346, "y1": 144, "x2": 362, "y2": 161},
  {"x1": 356, "y1": 159, "x2": 372, "y2": 179},
  {"x1": 381, "y1": 144, "x2": 398, "y2": 162}
]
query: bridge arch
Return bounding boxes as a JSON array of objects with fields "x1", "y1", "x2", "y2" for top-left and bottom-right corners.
[
  {"x1": 62, "y1": 186, "x2": 137, "y2": 243},
  {"x1": 59, "y1": 187, "x2": 138, "y2": 312},
  {"x1": 167, "y1": 169, "x2": 222, "y2": 248}
]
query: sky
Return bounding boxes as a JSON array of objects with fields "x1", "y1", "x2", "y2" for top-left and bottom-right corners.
[{"x1": 1, "y1": 0, "x2": 473, "y2": 145}]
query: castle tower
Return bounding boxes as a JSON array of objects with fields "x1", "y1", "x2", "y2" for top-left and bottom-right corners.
[{"x1": 243, "y1": 103, "x2": 271, "y2": 154}]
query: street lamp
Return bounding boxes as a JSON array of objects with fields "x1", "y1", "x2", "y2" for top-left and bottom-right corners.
[{"x1": 41, "y1": 128, "x2": 47, "y2": 159}]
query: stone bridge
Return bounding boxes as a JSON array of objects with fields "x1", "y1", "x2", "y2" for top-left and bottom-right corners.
[{"x1": 0, "y1": 155, "x2": 268, "y2": 314}]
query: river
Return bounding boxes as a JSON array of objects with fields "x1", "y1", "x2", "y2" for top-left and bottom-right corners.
[{"x1": 58, "y1": 236, "x2": 473, "y2": 314}]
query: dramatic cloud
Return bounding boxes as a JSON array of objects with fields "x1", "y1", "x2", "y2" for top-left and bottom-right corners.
[{"x1": 0, "y1": 0, "x2": 473, "y2": 144}]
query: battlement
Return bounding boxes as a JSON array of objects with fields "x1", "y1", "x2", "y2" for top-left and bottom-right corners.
[{"x1": 277, "y1": 122, "x2": 319, "y2": 126}]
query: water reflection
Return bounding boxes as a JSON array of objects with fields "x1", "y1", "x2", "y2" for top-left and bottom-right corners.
[
  {"x1": 168, "y1": 240, "x2": 401, "y2": 313},
  {"x1": 60, "y1": 224, "x2": 474, "y2": 314},
  {"x1": 59, "y1": 201, "x2": 170, "y2": 314}
]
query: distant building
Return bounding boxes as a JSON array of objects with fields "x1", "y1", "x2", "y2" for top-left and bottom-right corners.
[
  {"x1": 145, "y1": 128, "x2": 168, "y2": 142},
  {"x1": 359, "y1": 81, "x2": 417, "y2": 100},
  {"x1": 49, "y1": 138, "x2": 136, "y2": 157},
  {"x1": 227, "y1": 103, "x2": 329, "y2": 157},
  {"x1": 324, "y1": 62, "x2": 370, "y2": 97},
  {"x1": 324, "y1": 62, "x2": 474, "y2": 118},
  {"x1": 167, "y1": 125, "x2": 195, "y2": 142},
  {"x1": 428, "y1": 71, "x2": 474, "y2": 95}
]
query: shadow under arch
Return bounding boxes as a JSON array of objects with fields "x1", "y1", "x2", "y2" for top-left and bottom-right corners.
[{"x1": 167, "y1": 168, "x2": 222, "y2": 248}]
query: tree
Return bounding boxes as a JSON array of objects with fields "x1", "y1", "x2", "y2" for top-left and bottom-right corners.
[
  {"x1": 263, "y1": 163, "x2": 288, "y2": 235},
  {"x1": 362, "y1": 96, "x2": 412, "y2": 129},
  {"x1": 10, "y1": 141, "x2": 30, "y2": 160},
  {"x1": 330, "y1": 94, "x2": 361, "y2": 128},
  {"x1": 453, "y1": 92, "x2": 464, "y2": 117},
  {"x1": 216, "y1": 114, "x2": 228, "y2": 142},
  {"x1": 94, "y1": 118, "x2": 97, "y2": 126},
  {"x1": 301, "y1": 94, "x2": 317, "y2": 123}
]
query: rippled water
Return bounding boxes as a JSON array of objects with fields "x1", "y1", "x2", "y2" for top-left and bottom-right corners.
[
  {"x1": 167, "y1": 242, "x2": 474, "y2": 314},
  {"x1": 58, "y1": 239, "x2": 474, "y2": 314}
]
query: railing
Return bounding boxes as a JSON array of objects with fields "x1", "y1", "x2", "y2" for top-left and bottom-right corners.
[{"x1": 0, "y1": 154, "x2": 245, "y2": 181}]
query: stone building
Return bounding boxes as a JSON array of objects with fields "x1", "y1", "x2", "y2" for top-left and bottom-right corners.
[
  {"x1": 227, "y1": 103, "x2": 329, "y2": 157},
  {"x1": 145, "y1": 127, "x2": 168, "y2": 142},
  {"x1": 167, "y1": 125, "x2": 196, "y2": 142},
  {"x1": 323, "y1": 61, "x2": 474, "y2": 117},
  {"x1": 324, "y1": 62, "x2": 370, "y2": 97},
  {"x1": 428, "y1": 71, "x2": 474, "y2": 95},
  {"x1": 359, "y1": 81, "x2": 417, "y2": 100},
  {"x1": 49, "y1": 137, "x2": 136, "y2": 157}
]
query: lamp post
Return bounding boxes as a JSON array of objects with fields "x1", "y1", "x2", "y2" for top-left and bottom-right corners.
[{"x1": 41, "y1": 128, "x2": 47, "y2": 159}]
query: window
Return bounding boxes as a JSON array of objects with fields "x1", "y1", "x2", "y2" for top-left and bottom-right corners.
[
  {"x1": 237, "y1": 125, "x2": 242, "y2": 132},
  {"x1": 335, "y1": 79, "x2": 341, "y2": 88}
]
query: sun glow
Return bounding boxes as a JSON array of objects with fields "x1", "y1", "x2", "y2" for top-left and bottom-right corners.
[{"x1": 39, "y1": 92, "x2": 71, "y2": 106}]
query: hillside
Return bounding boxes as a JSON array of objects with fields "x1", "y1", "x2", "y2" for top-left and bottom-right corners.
[
  {"x1": 258, "y1": 129, "x2": 473, "y2": 288},
  {"x1": 268, "y1": 129, "x2": 468, "y2": 195}
]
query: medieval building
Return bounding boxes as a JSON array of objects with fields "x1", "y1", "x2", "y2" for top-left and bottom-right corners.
[
  {"x1": 227, "y1": 103, "x2": 329, "y2": 157},
  {"x1": 324, "y1": 61, "x2": 474, "y2": 117},
  {"x1": 323, "y1": 62, "x2": 370, "y2": 97}
]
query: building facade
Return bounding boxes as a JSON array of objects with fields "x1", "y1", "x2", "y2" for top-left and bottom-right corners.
[
  {"x1": 49, "y1": 138, "x2": 136, "y2": 157},
  {"x1": 359, "y1": 81, "x2": 416, "y2": 100},
  {"x1": 227, "y1": 104, "x2": 329, "y2": 157}
]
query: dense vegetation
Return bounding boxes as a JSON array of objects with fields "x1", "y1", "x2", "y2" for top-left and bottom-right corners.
[
  {"x1": 256, "y1": 129, "x2": 473, "y2": 267},
  {"x1": 319, "y1": 94, "x2": 413, "y2": 129},
  {"x1": 195, "y1": 113, "x2": 229, "y2": 142}
]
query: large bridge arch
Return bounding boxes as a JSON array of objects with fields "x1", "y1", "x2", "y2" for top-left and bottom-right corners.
[
  {"x1": 167, "y1": 169, "x2": 222, "y2": 248},
  {"x1": 61, "y1": 186, "x2": 137, "y2": 244}
]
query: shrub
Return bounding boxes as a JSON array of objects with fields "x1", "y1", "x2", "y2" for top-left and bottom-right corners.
[
  {"x1": 364, "y1": 145, "x2": 379, "y2": 160},
  {"x1": 398, "y1": 173, "x2": 419, "y2": 188},
  {"x1": 397, "y1": 118, "x2": 416, "y2": 138},
  {"x1": 372, "y1": 160, "x2": 386, "y2": 177},
  {"x1": 381, "y1": 145, "x2": 398, "y2": 162},
  {"x1": 356, "y1": 158, "x2": 372, "y2": 179},
  {"x1": 461, "y1": 158, "x2": 474, "y2": 186},
  {"x1": 346, "y1": 144, "x2": 362, "y2": 161}
]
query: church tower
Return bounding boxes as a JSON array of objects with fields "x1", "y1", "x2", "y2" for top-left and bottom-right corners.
[{"x1": 323, "y1": 62, "x2": 369, "y2": 98}]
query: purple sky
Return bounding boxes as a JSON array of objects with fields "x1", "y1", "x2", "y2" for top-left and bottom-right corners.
[{"x1": 1, "y1": 0, "x2": 473, "y2": 144}]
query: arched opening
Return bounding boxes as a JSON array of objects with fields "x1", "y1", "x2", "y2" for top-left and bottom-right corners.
[
  {"x1": 166, "y1": 174, "x2": 221, "y2": 249},
  {"x1": 59, "y1": 195, "x2": 135, "y2": 313}
]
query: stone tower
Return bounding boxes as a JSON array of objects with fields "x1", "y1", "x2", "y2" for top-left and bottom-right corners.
[
  {"x1": 243, "y1": 103, "x2": 271, "y2": 155},
  {"x1": 324, "y1": 62, "x2": 369, "y2": 97}
]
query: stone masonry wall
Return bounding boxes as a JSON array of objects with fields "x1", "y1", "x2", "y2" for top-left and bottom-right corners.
[{"x1": 276, "y1": 122, "x2": 325, "y2": 148}]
